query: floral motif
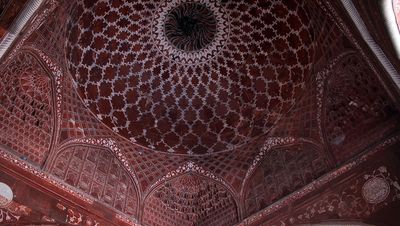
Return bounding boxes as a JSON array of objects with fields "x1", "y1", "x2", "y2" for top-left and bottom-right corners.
[
  {"x1": 153, "y1": 0, "x2": 228, "y2": 64},
  {"x1": 362, "y1": 177, "x2": 390, "y2": 204}
]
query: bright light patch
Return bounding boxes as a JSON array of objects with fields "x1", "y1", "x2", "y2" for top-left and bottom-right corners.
[
  {"x1": 0, "y1": 182, "x2": 13, "y2": 207},
  {"x1": 383, "y1": 0, "x2": 400, "y2": 58}
]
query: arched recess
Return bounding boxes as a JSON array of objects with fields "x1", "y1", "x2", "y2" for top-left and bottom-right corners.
[
  {"x1": 49, "y1": 144, "x2": 139, "y2": 218},
  {"x1": 0, "y1": 50, "x2": 56, "y2": 167},
  {"x1": 322, "y1": 53, "x2": 399, "y2": 164},
  {"x1": 242, "y1": 141, "x2": 330, "y2": 217},
  {"x1": 142, "y1": 173, "x2": 239, "y2": 226}
]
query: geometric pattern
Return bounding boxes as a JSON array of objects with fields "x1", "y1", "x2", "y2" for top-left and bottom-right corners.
[
  {"x1": 1, "y1": 0, "x2": 400, "y2": 225},
  {"x1": 243, "y1": 143, "x2": 329, "y2": 216},
  {"x1": 143, "y1": 173, "x2": 237, "y2": 226},
  {"x1": 0, "y1": 52, "x2": 54, "y2": 166},
  {"x1": 154, "y1": 0, "x2": 228, "y2": 62},
  {"x1": 50, "y1": 145, "x2": 138, "y2": 216},
  {"x1": 324, "y1": 53, "x2": 399, "y2": 163},
  {"x1": 66, "y1": 0, "x2": 316, "y2": 155}
]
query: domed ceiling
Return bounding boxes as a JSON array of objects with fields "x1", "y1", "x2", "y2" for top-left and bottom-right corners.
[
  {"x1": 66, "y1": 0, "x2": 315, "y2": 155},
  {"x1": 3, "y1": 0, "x2": 400, "y2": 225}
]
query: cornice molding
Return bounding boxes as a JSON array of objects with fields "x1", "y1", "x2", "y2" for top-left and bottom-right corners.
[
  {"x1": 0, "y1": 0, "x2": 44, "y2": 60},
  {"x1": 341, "y1": 0, "x2": 400, "y2": 90}
]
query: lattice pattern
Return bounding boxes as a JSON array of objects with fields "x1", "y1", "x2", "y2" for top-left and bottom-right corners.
[
  {"x1": 243, "y1": 144, "x2": 329, "y2": 216},
  {"x1": 306, "y1": 1, "x2": 354, "y2": 72},
  {"x1": 50, "y1": 145, "x2": 138, "y2": 216},
  {"x1": 191, "y1": 136, "x2": 264, "y2": 192},
  {"x1": 26, "y1": 3, "x2": 70, "y2": 68},
  {"x1": 143, "y1": 174, "x2": 238, "y2": 226},
  {"x1": 59, "y1": 76, "x2": 115, "y2": 141},
  {"x1": 118, "y1": 140, "x2": 188, "y2": 191},
  {"x1": 118, "y1": 135, "x2": 259, "y2": 193},
  {"x1": 65, "y1": 0, "x2": 316, "y2": 155},
  {"x1": 324, "y1": 53, "x2": 400, "y2": 163},
  {"x1": 0, "y1": 52, "x2": 54, "y2": 166},
  {"x1": 269, "y1": 76, "x2": 320, "y2": 140},
  {"x1": 5, "y1": 1, "x2": 397, "y2": 224},
  {"x1": 114, "y1": 138, "x2": 259, "y2": 194}
]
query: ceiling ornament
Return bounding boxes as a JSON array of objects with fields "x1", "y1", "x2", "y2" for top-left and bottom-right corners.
[
  {"x1": 148, "y1": 161, "x2": 231, "y2": 195},
  {"x1": 59, "y1": 138, "x2": 139, "y2": 186},
  {"x1": 0, "y1": 51, "x2": 55, "y2": 165},
  {"x1": 66, "y1": 0, "x2": 315, "y2": 155},
  {"x1": 153, "y1": 0, "x2": 229, "y2": 64},
  {"x1": 362, "y1": 177, "x2": 390, "y2": 204},
  {"x1": 32, "y1": 47, "x2": 64, "y2": 123},
  {"x1": 241, "y1": 135, "x2": 400, "y2": 224},
  {"x1": 242, "y1": 137, "x2": 297, "y2": 191},
  {"x1": 315, "y1": 52, "x2": 355, "y2": 142},
  {"x1": 143, "y1": 172, "x2": 238, "y2": 226}
]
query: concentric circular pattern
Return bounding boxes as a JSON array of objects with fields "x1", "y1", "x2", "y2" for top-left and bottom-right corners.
[
  {"x1": 362, "y1": 177, "x2": 390, "y2": 204},
  {"x1": 66, "y1": 0, "x2": 315, "y2": 155},
  {"x1": 154, "y1": 0, "x2": 228, "y2": 64},
  {"x1": 20, "y1": 69, "x2": 51, "y2": 103},
  {"x1": 164, "y1": 2, "x2": 217, "y2": 52}
]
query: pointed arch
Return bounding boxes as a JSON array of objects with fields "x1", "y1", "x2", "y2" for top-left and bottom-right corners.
[
  {"x1": 242, "y1": 141, "x2": 329, "y2": 217},
  {"x1": 321, "y1": 53, "x2": 399, "y2": 164},
  {"x1": 49, "y1": 142, "x2": 140, "y2": 218},
  {"x1": 0, "y1": 50, "x2": 57, "y2": 167},
  {"x1": 142, "y1": 172, "x2": 240, "y2": 226}
]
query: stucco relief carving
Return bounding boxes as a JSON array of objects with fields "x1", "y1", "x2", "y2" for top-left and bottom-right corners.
[
  {"x1": 362, "y1": 177, "x2": 390, "y2": 204},
  {"x1": 280, "y1": 166, "x2": 400, "y2": 226}
]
